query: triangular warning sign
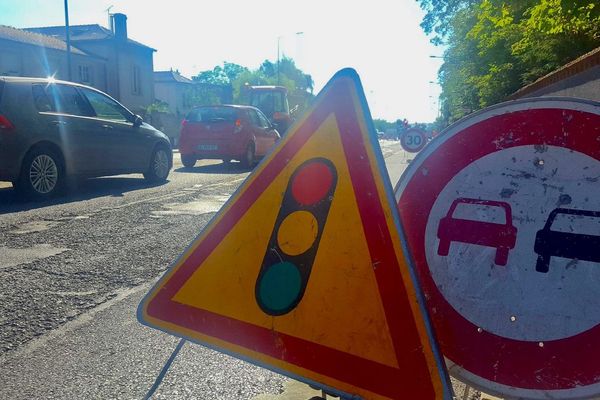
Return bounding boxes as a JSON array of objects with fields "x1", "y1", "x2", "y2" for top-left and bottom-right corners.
[{"x1": 138, "y1": 69, "x2": 451, "y2": 399}]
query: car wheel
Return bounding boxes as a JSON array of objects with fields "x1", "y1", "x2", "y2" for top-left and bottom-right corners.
[
  {"x1": 535, "y1": 255, "x2": 550, "y2": 273},
  {"x1": 144, "y1": 146, "x2": 170, "y2": 182},
  {"x1": 241, "y1": 144, "x2": 255, "y2": 169},
  {"x1": 16, "y1": 146, "x2": 65, "y2": 200},
  {"x1": 181, "y1": 154, "x2": 196, "y2": 169},
  {"x1": 437, "y1": 240, "x2": 450, "y2": 256},
  {"x1": 495, "y1": 247, "x2": 510, "y2": 266}
]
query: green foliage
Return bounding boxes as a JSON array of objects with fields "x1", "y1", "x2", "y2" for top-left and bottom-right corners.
[
  {"x1": 183, "y1": 86, "x2": 222, "y2": 108},
  {"x1": 190, "y1": 58, "x2": 315, "y2": 114},
  {"x1": 417, "y1": 0, "x2": 478, "y2": 44},
  {"x1": 373, "y1": 119, "x2": 394, "y2": 133},
  {"x1": 192, "y1": 62, "x2": 249, "y2": 86},
  {"x1": 421, "y1": 0, "x2": 600, "y2": 126},
  {"x1": 191, "y1": 57, "x2": 314, "y2": 112},
  {"x1": 144, "y1": 100, "x2": 170, "y2": 114}
]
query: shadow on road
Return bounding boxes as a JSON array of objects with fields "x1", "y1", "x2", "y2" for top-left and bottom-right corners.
[
  {"x1": 175, "y1": 161, "x2": 251, "y2": 175},
  {"x1": 0, "y1": 176, "x2": 168, "y2": 214}
]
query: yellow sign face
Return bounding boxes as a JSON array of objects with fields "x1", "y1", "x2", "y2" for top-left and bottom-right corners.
[{"x1": 138, "y1": 69, "x2": 451, "y2": 400}]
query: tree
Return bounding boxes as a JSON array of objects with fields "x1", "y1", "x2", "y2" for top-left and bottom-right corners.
[
  {"x1": 230, "y1": 57, "x2": 315, "y2": 115},
  {"x1": 192, "y1": 62, "x2": 248, "y2": 86},
  {"x1": 416, "y1": 0, "x2": 479, "y2": 43},
  {"x1": 420, "y1": 0, "x2": 600, "y2": 125},
  {"x1": 373, "y1": 119, "x2": 394, "y2": 133},
  {"x1": 189, "y1": 58, "x2": 315, "y2": 115}
]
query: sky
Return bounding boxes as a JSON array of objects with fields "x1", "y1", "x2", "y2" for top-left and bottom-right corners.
[{"x1": 0, "y1": 0, "x2": 443, "y2": 123}]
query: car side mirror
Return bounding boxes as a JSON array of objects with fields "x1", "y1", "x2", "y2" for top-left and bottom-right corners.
[{"x1": 133, "y1": 115, "x2": 143, "y2": 127}]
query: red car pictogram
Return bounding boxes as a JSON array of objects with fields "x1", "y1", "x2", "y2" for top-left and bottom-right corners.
[{"x1": 437, "y1": 198, "x2": 517, "y2": 266}]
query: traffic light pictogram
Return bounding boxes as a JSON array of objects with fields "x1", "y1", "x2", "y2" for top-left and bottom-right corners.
[{"x1": 255, "y1": 157, "x2": 338, "y2": 316}]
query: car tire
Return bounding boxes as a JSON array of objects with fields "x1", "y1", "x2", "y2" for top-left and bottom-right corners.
[
  {"x1": 241, "y1": 144, "x2": 255, "y2": 169},
  {"x1": 495, "y1": 247, "x2": 510, "y2": 266},
  {"x1": 437, "y1": 240, "x2": 450, "y2": 256},
  {"x1": 181, "y1": 154, "x2": 196, "y2": 169},
  {"x1": 16, "y1": 146, "x2": 65, "y2": 201},
  {"x1": 535, "y1": 255, "x2": 550, "y2": 273},
  {"x1": 144, "y1": 146, "x2": 170, "y2": 183}
]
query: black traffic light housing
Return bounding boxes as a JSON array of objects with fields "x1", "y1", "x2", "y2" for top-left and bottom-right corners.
[{"x1": 255, "y1": 158, "x2": 338, "y2": 316}]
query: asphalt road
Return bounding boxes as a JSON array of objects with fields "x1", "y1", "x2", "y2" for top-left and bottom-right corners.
[{"x1": 0, "y1": 142, "x2": 475, "y2": 399}]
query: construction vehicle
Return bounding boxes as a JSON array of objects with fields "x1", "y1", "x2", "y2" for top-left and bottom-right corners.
[{"x1": 245, "y1": 85, "x2": 295, "y2": 134}]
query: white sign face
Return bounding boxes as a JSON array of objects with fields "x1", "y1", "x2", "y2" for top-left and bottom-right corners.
[
  {"x1": 395, "y1": 98, "x2": 600, "y2": 400},
  {"x1": 401, "y1": 129, "x2": 426, "y2": 152},
  {"x1": 425, "y1": 145, "x2": 600, "y2": 342}
]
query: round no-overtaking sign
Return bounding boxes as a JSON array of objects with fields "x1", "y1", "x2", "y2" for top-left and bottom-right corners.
[{"x1": 396, "y1": 98, "x2": 600, "y2": 399}]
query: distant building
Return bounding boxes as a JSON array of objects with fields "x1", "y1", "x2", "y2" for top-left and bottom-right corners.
[
  {"x1": 26, "y1": 14, "x2": 156, "y2": 113},
  {"x1": 154, "y1": 70, "x2": 193, "y2": 116},
  {"x1": 509, "y1": 46, "x2": 599, "y2": 102},
  {"x1": 0, "y1": 25, "x2": 107, "y2": 89},
  {"x1": 0, "y1": 13, "x2": 156, "y2": 113}
]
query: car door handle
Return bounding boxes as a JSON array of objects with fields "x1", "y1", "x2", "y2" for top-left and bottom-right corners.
[
  {"x1": 101, "y1": 124, "x2": 113, "y2": 130},
  {"x1": 49, "y1": 120, "x2": 67, "y2": 126}
]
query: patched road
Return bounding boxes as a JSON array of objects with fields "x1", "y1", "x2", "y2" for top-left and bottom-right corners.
[{"x1": 0, "y1": 143, "x2": 475, "y2": 400}]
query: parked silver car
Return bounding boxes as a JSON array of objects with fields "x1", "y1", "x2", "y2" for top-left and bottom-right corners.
[{"x1": 0, "y1": 77, "x2": 172, "y2": 200}]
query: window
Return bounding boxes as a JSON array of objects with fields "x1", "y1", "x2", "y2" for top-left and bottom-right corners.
[
  {"x1": 186, "y1": 107, "x2": 237, "y2": 123},
  {"x1": 248, "y1": 109, "x2": 269, "y2": 128},
  {"x1": 32, "y1": 85, "x2": 54, "y2": 112},
  {"x1": 247, "y1": 109, "x2": 261, "y2": 127},
  {"x1": 132, "y1": 65, "x2": 142, "y2": 95},
  {"x1": 250, "y1": 91, "x2": 286, "y2": 116},
  {"x1": 256, "y1": 111, "x2": 271, "y2": 128},
  {"x1": 78, "y1": 65, "x2": 91, "y2": 84},
  {"x1": 32, "y1": 84, "x2": 92, "y2": 116},
  {"x1": 1, "y1": 52, "x2": 20, "y2": 76},
  {"x1": 79, "y1": 87, "x2": 132, "y2": 123}
]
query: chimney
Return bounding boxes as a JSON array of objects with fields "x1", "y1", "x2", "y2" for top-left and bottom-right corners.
[{"x1": 113, "y1": 13, "x2": 127, "y2": 41}]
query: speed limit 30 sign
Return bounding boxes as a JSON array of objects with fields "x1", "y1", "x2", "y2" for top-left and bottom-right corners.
[
  {"x1": 395, "y1": 98, "x2": 600, "y2": 399},
  {"x1": 401, "y1": 128, "x2": 427, "y2": 153}
]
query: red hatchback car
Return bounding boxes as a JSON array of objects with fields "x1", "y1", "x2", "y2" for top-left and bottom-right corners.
[{"x1": 179, "y1": 105, "x2": 280, "y2": 168}]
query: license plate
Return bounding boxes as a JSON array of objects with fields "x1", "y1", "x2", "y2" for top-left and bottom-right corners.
[{"x1": 198, "y1": 144, "x2": 217, "y2": 151}]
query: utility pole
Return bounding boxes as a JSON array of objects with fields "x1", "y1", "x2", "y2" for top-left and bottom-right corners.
[{"x1": 64, "y1": 0, "x2": 72, "y2": 81}]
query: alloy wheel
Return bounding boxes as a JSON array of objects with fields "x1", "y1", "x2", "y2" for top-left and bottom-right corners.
[
  {"x1": 29, "y1": 154, "x2": 58, "y2": 194},
  {"x1": 153, "y1": 149, "x2": 169, "y2": 179}
]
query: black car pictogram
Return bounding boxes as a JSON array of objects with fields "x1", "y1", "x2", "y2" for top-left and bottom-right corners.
[{"x1": 534, "y1": 208, "x2": 600, "y2": 273}]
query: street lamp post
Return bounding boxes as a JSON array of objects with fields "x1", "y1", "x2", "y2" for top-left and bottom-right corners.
[{"x1": 64, "y1": 0, "x2": 72, "y2": 81}]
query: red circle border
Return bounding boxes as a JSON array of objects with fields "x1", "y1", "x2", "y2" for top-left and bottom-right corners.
[
  {"x1": 398, "y1": 106, "x2": 600, "y2": 390},
  {"x1": 401, "y1": 128, "x2": 427, "y2": 153}
]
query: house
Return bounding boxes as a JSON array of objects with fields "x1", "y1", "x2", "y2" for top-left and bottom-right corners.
[
  {"x1": 0, "y1": 25, "x2": 107, "y2": 90},
  {"x1": 508, "y1": 46, "x2": 600, "y2": 102},
  {"x1": 0, "y1": 13, "x2": 155, "y2": 113},
  {"x1": 154, "y1": 70, "x2": 193, "y2": 116}
]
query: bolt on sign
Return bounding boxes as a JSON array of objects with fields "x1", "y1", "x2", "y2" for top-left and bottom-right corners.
[
  {"x1": 395, "y1": 98, "x2": 600, "y2": 399},
  {"x1": 138, "y1": 69, "x2": 452, "y2": 400}
]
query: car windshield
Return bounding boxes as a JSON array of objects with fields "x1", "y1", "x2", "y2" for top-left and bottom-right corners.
[
  {"x1": 452, "y1": 202, "x2": 507, "y2": 225},
  {"x1": 548, "y1": 211, "x2": 600, "y2": 235},
  {"x1": 250, "y1": 91, "x2": 287, "y2": 115},
  {"x1": 186, "y1": 107, "x2": 237, "y2": 123}
]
